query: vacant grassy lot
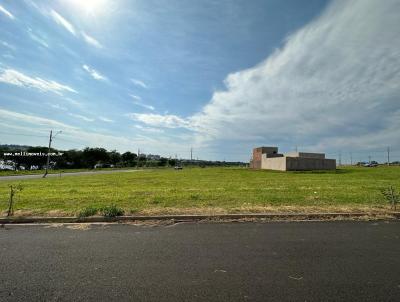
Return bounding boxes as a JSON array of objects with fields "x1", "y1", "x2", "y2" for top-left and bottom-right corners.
[
  {"x1": 0, "y1": 167, "x2": 136, "y2": 177},
  {"x1": 0, "y1": 166, "x2": 399, "y2": 216}
]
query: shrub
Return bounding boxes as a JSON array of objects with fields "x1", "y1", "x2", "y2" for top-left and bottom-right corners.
[
  {"x1": 151, "y1": 198, "x2": 162, "y2": 205},
  {"x1": 100, "y1": 204, "x2": 124, "y2": 217},
  {"x1": 381, "y1": 186, "x2": 399, "y2": 210},
  {"x1": 190, "y1": 194, "x2": 200, "y2": 200},
  {"x1": 77, "y1": 206, "x2": 98, "y2": 218},
  {"x1": 7, "y1": 184, "x2": 23, "y2": 217}
]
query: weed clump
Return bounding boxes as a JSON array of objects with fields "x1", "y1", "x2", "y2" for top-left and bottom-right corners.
[
  {"x1": 77, "y1": 206, "x2": 98, "y2": 218},
  {"x1": 381, "y1": 186, "x2": 399, "y2": 210},
  {"x1": 100, "y1": 204, "x2": 124, "y2": 217}
]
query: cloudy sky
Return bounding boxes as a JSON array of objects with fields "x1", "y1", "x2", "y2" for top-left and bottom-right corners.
[{"x1": 0, "y1": 0, "x2": 399, "y2": 162}]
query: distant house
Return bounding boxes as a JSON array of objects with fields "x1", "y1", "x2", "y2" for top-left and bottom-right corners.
[
  {"x1": 0, "y1": 160, "x2": 15, "y2": 170},
  {"x1": 250, "y1": 146, "x2": 336, "y2": 171}
]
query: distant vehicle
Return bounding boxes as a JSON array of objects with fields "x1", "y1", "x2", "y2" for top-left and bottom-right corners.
[
  {"x1": 94, "y1": 163, "x2": 114, "y2": 169},
  {"x1": 174, "y1": 166, "x2": 183, "y2": 170},
  {"x1": 362, "y1": 162, "x2": 378, "y2": 167}
]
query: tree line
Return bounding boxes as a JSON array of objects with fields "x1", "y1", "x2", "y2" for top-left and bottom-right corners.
[{"x1": 0, "y1": 145, "x2": 244, "y2": 170}]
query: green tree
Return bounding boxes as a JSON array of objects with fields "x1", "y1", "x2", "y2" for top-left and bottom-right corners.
[
  {"x1": 108, "y1": 150, "x2": 122, "y2": 165},
  {"x1": 122, "y1": 152, "x2": 137, "y2": 166},
  {"x1": 57, "y1": 149, "x2": 84, "y2": 169},
  {"x1": 158, "y1": 157, "x2": 168, "y2": 167},
  {"x1": 82, "y1": 147, "x2": 109, "y2": 168}
]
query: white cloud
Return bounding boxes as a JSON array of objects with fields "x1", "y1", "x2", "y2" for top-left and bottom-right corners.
[
  {"x1": 134, "y1": 125, "x2": 164, "y2": 133},
  {"x1": 0, "y1": 108, "x2": 76, "y2": 130},
  {"x1": 133, "y1": 103, "x2": 155, "y2": 111},
  {"x1": 50, "y1": 103, "x2": 68, "y2": 111},
  {"x1": 0, "y1": 109, "x2": 188, "y2": 154},
  {"x1": 50, "y1": 10, "x2": 76, "y2": 36},
  {"x1": 65, "y1": 98, "x2": 83, "y2": 107},
  {"x1": 0, "y1": 121, "x2": 48, "y2": 136},
  {"x1": 131, "y1": 79, "x2": 148, "y2": 89},
  {"x1": 1, "y1": 41, "x2": 15, "y2": 50},
  {"x1": 129, "y1": 94, "x2": 155, "y2": 110},
  {"x1": 130, "y1": 94, "x2": 142, "y2": 101},
  {"x1": 39, "y1": 8, "x2": 102, "y2": 49},
  {"x1": 68, "y1": 113, "x2": 95, "y2": 122},
  {"x1": 81, "y1": 31, "x2": 103, "y2": 48},
  {"x1": 125, "y1": 0, "x2": 400, "y2": 157},
  {"x1": 99, "y1": 116, "x2": 114, "y2": 123},
  {"x1": 127, "y1": 113, "x2": 190, "y2": 129},
  {"x1": 27, "y1": 29, "x2": 49, "y2": 48},
  {"x1": 0, "y1": 68, "x2": 77, "y2": 95},
  {"x1": 0, "y1": 5, "x2": 15, "y2": 20},
  {"x1": 187, "y1": 0, "x2": 400, "y2": 151},
  {"x1": 82, "y1": 65, "x2": 107, "y2": 81}
]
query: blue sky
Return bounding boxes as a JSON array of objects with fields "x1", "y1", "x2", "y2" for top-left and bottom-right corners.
[{"x1": 0, "y1": 0, "x2": 399, "y2": 162}]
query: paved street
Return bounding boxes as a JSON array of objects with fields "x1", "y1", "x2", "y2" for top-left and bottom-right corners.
[
  {"x1": 0, "y1": 221, "x2": 399, "y2": 301},
  {"x1": 0, "y1": 169, "x2": 142, "y2": 181}
]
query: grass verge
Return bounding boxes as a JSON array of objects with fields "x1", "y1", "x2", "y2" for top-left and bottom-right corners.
[{"x1": 0, "y1": 166, "x2": 399, "y2": 217}]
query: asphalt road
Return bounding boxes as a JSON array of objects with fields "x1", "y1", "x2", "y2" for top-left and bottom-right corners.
[
  {"x1": 0, "y1": 221, "x2": 399, "y2": 301},
  {"x1": 0, "y1": 169, "x2": 142, "y2": 181}
]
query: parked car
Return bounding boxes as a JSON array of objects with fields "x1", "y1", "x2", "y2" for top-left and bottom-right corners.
[
  {"x1": 362, "y1": 162, "x2": 378, "y2": 167},
  {"x1": 94, "y1": 163, "x2": 114, "y2": 169}
]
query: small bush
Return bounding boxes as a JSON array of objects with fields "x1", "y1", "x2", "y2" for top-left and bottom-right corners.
[
  {"x1": 381, "y1": 186, "x2": 399, "y2": 210},
  {"x1": 190, "y1": 194, "x2": 200, "y2": 200},
  {"x1": 151, "y1": 198, "x2": 162, "y2": 205},
  {"x1": 78, "y1": 206, "x2": 98, "y2": 218},
  {"x1": 100, "y1": 204, "x2": 124, "y2": 217}
]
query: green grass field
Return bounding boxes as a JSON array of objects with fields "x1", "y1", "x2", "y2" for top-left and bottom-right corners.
[{"x1": 0, "y1": 166, "x2": 399, "y2": 216}]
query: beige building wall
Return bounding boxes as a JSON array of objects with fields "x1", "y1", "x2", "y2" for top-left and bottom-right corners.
[
  {"x1": 261, "y1": 155, "x2": 286, "y2": 171},
  {"x1": 250, "y1": 146, "x2": 280, "y2": 169}
]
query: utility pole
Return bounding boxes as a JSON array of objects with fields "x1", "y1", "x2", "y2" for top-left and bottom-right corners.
[
  {"x1": 295, "y1": 145, "x2": 298, "y2": 152},
  {"x1": 338, "y1": 151, "x2": 342, "y2": 167},
  {"x1": 368, "y1": 155, "x2": 371, "y2": 164},
  {"x1": 190, "y1": 147, "x2": 193, "y2": 161},
  {"x1": 137, "y1": 148, "x2": 140, "y2": 168},
  {"x1": 387, "y1": 146, "x2": 390, "y2": 166},
  {"x1": 43, "y1": 130, "x2": 61, "y2": 178},
  {"x1": 43, "y1": 130, "x2": 53, "y2": 178},
  {"x1": 350, "y1": 152, "x2": 353, "y2": 166}
]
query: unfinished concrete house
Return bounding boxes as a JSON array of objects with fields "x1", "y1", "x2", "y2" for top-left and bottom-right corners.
[{"x1": 250, "y1": 146, "x2": 336, "y2": 171}]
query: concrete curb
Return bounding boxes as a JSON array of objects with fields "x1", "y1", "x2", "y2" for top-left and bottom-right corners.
[{"x1": 1, "y1": 212, "x2": 399, "y2": 224}]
